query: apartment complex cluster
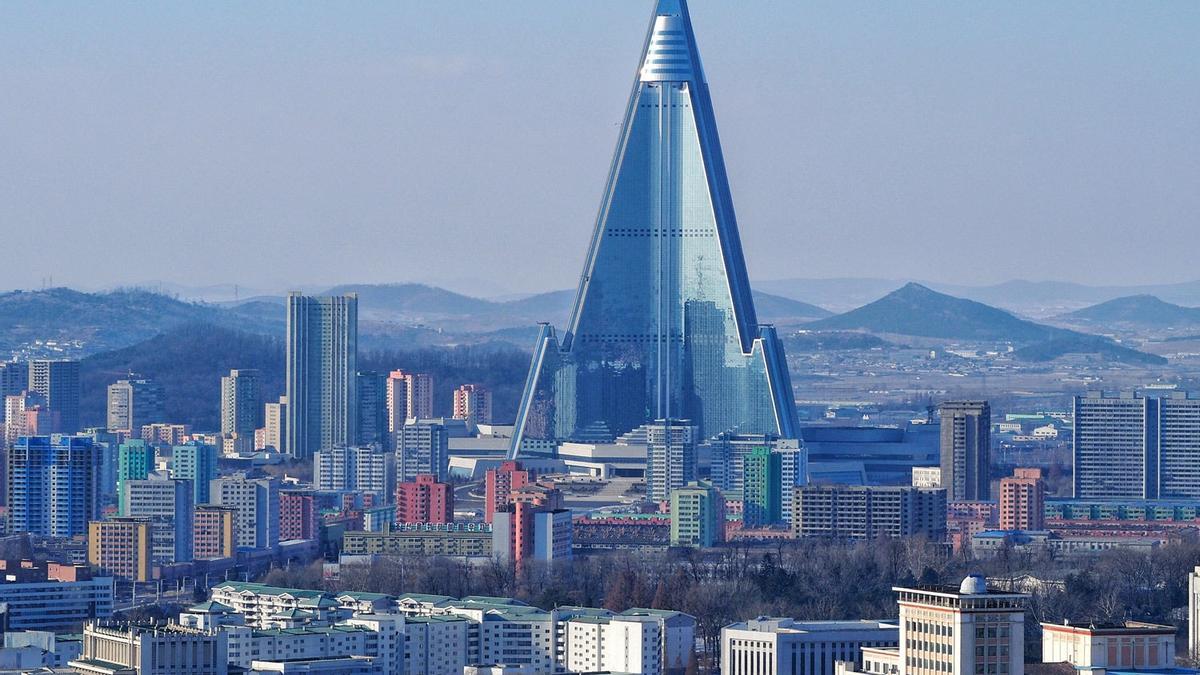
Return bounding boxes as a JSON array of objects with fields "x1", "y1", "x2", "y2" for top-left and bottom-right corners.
[
  {"x1": 60, "y1": 580, "x2": 695, "y2": 675},
  {"x1": 946, "y1": 390, "x2": 1200, "y2": 558}
]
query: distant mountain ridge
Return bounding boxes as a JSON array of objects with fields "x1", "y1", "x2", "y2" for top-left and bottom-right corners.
[
  {"x1": 809, "y1": 283, "x2": 1059, "y2": 341},
  {"x1": 0, "y1": 287, "x2": 282, "y2": 356},
  {"x1": 1060, "y1": 295, "x2": 1200, "y2": 329},
  {"x1": 0, "y1": 283, "x2": 829, "y2": 358},
  {"x1": 756, "y1": 277, "x2": 1200, "y2": 316},
  {"x1": 808, "y1": 283, "x2": 1165, "y2": 365}
]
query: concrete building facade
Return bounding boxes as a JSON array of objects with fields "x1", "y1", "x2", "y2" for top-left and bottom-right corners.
[
  {"x1": 793, "y1": 485, "x2": 947, "y2": 540},
  {"x1": 286, "y1": 293, "x2": 358, "y2": 459},
  {"x1": 939, "y1": 401, "x2": 990, "y2": 501},
  {"x1": 721, "y1": 619, "x2": 899, "y2": 675}
]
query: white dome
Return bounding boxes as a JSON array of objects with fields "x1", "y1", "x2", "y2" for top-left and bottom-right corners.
[{"x1": 959, "y1": 574, "x2": 988, "y2": 595}]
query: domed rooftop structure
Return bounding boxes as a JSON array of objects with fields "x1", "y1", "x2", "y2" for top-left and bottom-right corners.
[{"x1": 959, "y1": 574, "x2": 988, "y2": 595}]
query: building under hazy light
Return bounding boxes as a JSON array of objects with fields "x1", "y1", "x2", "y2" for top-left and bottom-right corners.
[
  {"x1": 285, "y1": 293, "x2": 357, "y2": 459},
  {"x1": 1074, "y1": 390, "x2": 1200, "y2": 500},
  {"x1": 508, "y1": 0, "x2": 798, "y2": 455},
  {"x1": 220, "y1": 369, "x2": 260, "y2": 438},
  {"x1": 106, "y1": 378, "x2": 165, "y2": 435},
  {"x1": 939, "y1": 401, "x2": 991, "y2": 501},
  {"x1": 28, "y1": 359, "x2": 80, "y2": 434}
]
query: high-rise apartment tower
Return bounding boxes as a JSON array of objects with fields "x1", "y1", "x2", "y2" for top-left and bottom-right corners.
[{"x1": 285, "y1": 293, "x2": 357, "y2": 459}]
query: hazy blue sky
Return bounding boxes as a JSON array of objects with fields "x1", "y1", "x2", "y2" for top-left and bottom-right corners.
[{"x1": 1, "y1": 1, "x2": 1197, "y2": 296}]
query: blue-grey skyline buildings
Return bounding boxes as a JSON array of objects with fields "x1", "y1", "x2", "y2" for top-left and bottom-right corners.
[
  {"x1": 7, "y1": 435, "x2": 99, "y2": 538},
  {"x1": 285, "y1": 293, "x2": 358, "y2": 459},
  {"x1": 510, "y1": 0, "x2": 798, "y2": 454}
]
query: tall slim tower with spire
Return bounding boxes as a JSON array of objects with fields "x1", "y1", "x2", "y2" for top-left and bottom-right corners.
[{"x1": 509, "y1": 0, "x2": 798, "y2": 457}]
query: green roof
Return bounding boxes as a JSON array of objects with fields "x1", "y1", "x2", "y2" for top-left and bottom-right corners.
[
  {"x1": 271, "y1": 609, "x2": 314, "y2": 619},
  {"x1": 556, "y1": 606, "x2": 613, "y2": 618},
  {"x1": 298, "y1": 596, "x2": 339, "y2": 609},
  {"x1": 68, "y1": 658, "x2": 133, "y2": 673},
  {"x1": 212, "y1": 581, "x2": 329, "y2": 599},
  {"x1": 252, "y1": 625, "x2": 374, "y2": 638},
  {"x1": 336, "y1": 591, "x2": 393, "y2": 601},
  {"x1": 459, "y1": 596, "x2": 528, "y2": 606},
  {"x1": 485, "y1": 609, "x2": 553, "y2": 622},
  {"x1": 405, "y1": 615, "x2": 471, "y2": 624},
  {"x1": 397, "y1": 593, "x2": 455, "y2": 603},
  {"x1": 187, "y1": 601, "x2": 234, "y2": 613},
  {"x1": 622, "y1": 607, "x2": 685, "y2": 618},
  {"x1": 570, "y1": 616, "x2": 612, "y2": 625},
  {"x1": 451, "y1": 601, "x2": 545, "y2": 616}
]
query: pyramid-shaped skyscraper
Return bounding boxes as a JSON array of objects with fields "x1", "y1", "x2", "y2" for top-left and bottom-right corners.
[{"x1": 510, "y1": 0, "x2": 798, "y2": 457}]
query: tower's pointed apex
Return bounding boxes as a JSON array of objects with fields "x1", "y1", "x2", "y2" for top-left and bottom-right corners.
[
  {"x1": 654, "y1": 0, "x2": 685, "y2": 14},
  {"x1": 640, "y1": 0, "x2": 702, "y2": 83}
]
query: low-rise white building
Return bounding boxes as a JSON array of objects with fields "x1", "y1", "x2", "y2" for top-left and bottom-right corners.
[
  {"x1": 1041, "y1": 620, "x2": 1176, "y2": 675},
  {"x1": 1032, "y1": 425, "x2": 1058, "y2": 439},
  {"x1": 721, "y1": 619, "x2": 899, "y2": 675}
]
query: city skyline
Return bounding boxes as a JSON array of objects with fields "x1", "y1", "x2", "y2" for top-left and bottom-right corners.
[
  {"x1": 2, "y1": 2, "x2": 1197, "y2": 293},
  {"x1": 1, "y1": 3, "x2": 1200, "y2": 673}
]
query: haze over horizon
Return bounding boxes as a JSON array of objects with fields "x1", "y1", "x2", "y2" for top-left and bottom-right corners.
[{"x1": 2, "y1": 1, "x2": 1197, "y2": 295}]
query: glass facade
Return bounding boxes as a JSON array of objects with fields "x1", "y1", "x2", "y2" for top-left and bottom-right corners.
[{"x1": 510, "y1": 0, "x2": 797, "y2": 456}]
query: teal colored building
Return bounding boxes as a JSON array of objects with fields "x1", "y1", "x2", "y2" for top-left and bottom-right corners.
[
  {"x1": 116, "y1": 440, "x2": 155, "y2": 515},
  {"x1": 743, "y1": 446, "x2": 782, "y2": 527}
]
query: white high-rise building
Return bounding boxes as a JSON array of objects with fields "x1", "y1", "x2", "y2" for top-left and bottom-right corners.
[
  {"x1": 646, "y1": 420, "x2": 697, "y2": 503},
  {"x1": 124, "y1": 472, "x2": 194, "y2": 563},
  {"x1": 220, "y1": 369, "x2": 260, "y2": 437},
  {"x1": 774, "y1": 440, "x2": 808, "y2": 525},
  {"x1": 28, "y1": 359, "x2": 80, "y2": 434},
  {"x1": 106, "y1": 378, "x2": 165, "y2": 435},
  {"x1": 314, "y1": 445, "x2": 394, "y2": 498},
  {"x1": 210, "y1": 472, "x2": 280, "y2": 549},
  {"x1": 396, "y1": 422, "x2": 449, "y2": 482}
]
